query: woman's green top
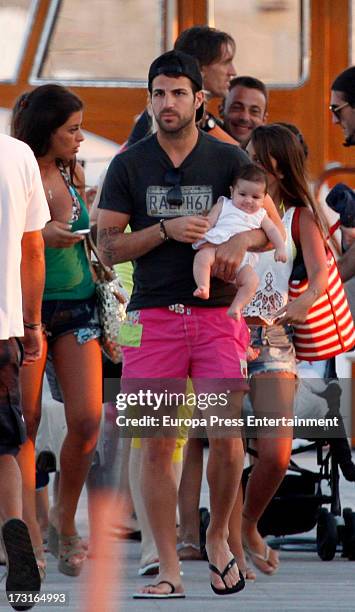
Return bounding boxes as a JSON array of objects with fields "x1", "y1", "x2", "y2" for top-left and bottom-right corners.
[{"x1": 44, "y1": 190, "x2": 95, "y2": 301}]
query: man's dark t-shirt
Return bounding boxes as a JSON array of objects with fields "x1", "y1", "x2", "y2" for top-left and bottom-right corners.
[{"x1": 99, "y1": 130, "x2": 249, "y2": 311}]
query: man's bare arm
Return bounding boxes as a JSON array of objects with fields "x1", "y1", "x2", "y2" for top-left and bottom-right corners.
[
  {"x1": 97, "y1": 209, "x2": 210, "y2": 267},
  {"x1": 338, "y1": 241, "x2": 355, "y2": 282},
  {"x1": 21, "y1": 230, "x2": 45, "y2": 363},
  {"x1": 97, "y1": 210, "x2": 160, "y2": 266},
  {"x1": 21, "y1": 230, "x2": 45, "y2": 324}
]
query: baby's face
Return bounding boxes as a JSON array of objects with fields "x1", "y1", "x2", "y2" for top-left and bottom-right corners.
[{"x1": 231, "y1": 178, "x2": 265, "y2": 214}]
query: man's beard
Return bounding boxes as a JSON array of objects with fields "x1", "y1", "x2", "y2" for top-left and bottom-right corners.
[{"x1": 155, "y1": 112, "x2": 194, "y2": 135}]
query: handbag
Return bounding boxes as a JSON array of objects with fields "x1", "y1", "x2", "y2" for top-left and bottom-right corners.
[
  {"x1": 86, "y1": 234, "x2": 129, "y2": 363},
  {"x1": 289, "y1": 207, "x2": 355, "y2": 361}
]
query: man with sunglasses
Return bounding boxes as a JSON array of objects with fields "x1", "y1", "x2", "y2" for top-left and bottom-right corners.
[
  {"x1": 329, "y1": 67, "x2": 355, "y2": 295},
  {"x1": 97, "y1": 50, "x2": 281, "y2": 599},
  {"x1": 330, "y1": 66, "x2": 355, "y2": 147}
]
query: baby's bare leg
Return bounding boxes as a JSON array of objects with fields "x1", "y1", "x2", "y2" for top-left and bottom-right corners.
[
  {"x1": 227, "y1": 265, "x2": 259, "y2": 321},
  {"x1": 193, "y1": 246, "x2": 216, "y2": 299}
]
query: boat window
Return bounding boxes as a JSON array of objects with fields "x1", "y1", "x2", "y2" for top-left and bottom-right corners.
[
  {"x1": 0, "y1": 0, "x2": 37, "y2": 82},
  {"x1": 32, "y1": 0, "x2": 176, "y2": 86},
  {"x1": 210, "y1": 0, "x2": 310, "y2": 88}
]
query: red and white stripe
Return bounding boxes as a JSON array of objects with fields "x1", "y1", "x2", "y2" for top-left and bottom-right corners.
[{"x1": 289, "y1": 254, "x2": 355, "y2": 361}]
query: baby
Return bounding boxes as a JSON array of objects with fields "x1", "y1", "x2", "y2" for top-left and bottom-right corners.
[{"x1": 193, "y1": 163, "x2": 287, "y2": 320}]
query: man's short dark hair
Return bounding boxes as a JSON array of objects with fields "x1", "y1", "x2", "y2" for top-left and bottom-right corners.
[
  {"x1": 228, "y1": 76, "x2": 268, "y2": 106},
  {"x1": 174, "y1": 26, "x2": 235, "y2": 68},
  {"x1": 331, "y1": 66, "x2": 355, "y2": 106}
]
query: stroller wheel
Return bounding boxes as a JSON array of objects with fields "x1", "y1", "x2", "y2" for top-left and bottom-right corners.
[
  {"x1": 342, "y1": 507, "x2": 355, "y2": 560},
  {"x1": 316, "y1": 508, "x2": 337, "y2": 561}
]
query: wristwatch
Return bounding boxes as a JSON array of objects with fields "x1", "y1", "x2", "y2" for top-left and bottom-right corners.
[{"x1": 159, "y1": 219, "x2": 169, "y2": 241}]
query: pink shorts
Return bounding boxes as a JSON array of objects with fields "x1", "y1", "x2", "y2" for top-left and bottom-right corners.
[{"x1": 122, "y1": 306, "x2": 249, "y2": 394}]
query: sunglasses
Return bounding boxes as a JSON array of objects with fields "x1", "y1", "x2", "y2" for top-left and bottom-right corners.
[
  {"x1": 165, "y1": 168, "x2": 183, "y2": 206},
  {"x1": 329, "y1": 101, "x2": 349, "y2": 119}
]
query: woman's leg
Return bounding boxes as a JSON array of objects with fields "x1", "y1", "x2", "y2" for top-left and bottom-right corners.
[
  {"x1": 228, "y1": 483, "x2": 256, "y2": 581},
  {"x1": 17, "y1": 337, "x2": 48, "y2": 551},
  {"x1": 241, "y1": 372, "x2": 295, "y2": 572},
  {"x1": 51, "y1": 335, "x2": 102, "y2": 538},
  {"x1": 36, "y1": 483, "x2": 49, "y2": 541}
]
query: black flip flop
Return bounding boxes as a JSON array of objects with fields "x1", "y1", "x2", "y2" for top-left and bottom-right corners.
[
  {"x1": 1, "y1": 518, "x2": 41, "y2": 611},
  {"x1": 133, "y1": 580, "x2": 186, "y2": 599},
  {"x1": 209, "y1": 558, "x2": 245, "y2": 595}
]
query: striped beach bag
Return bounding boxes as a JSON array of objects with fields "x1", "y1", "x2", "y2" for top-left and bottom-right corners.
[{"x1": 289, "y1": 207, "x2": 355, "y2": 361}]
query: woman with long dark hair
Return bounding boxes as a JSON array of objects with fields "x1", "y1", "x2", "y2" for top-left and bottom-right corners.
[
  {"x1": 228, "y1": 124, "x2": 329, "y2": 577},
  {"x1": 12, "y1": 84, "x2": 102, "y2": 578}
]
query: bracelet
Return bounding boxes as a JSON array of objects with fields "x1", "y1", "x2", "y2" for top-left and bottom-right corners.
[
  {"x1": 159, "y1": 219, "x2": 169, "y2": 242},
  {"x1": 23, "y1": 322, "x2": 41, "y2": 330}
]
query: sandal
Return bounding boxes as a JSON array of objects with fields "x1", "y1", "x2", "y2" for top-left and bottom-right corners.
[
  {"x1": 244, "y1": 543, "x2": 279, "y2": 575},
  {"x1": 33, "y1": 545, "x2": 47, "y2": 582},
  {"x1": 1, "y1": 519, "x2": 41, "y2": 609},
  {"x1": 138, "y1": 560, "x2": 160, "y2": 576},
  {"x1": 133, "y1": 580, "x2": 185, "y2": 599},
  {"x1": 239, "y1": 565, "x2": 256, "y2": 582},
  {"x1": 209, "y1": 558, "x2": 245, "y2": 595},
  {"x1": 58, "y1": 534, "x2": 87, "y2": 577},
  {"x1": 177, "y1": 541, "x2": 202, "y2": 560}
]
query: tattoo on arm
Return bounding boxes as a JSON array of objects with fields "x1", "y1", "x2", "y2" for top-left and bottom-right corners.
[{"x1": 98, "y1": 227, "x2": 121, "y2": 265}]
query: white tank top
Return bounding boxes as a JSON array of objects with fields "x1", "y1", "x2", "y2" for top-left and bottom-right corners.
[{"x1": 243, "y1": 206, "x2": 296, "y2": 324}]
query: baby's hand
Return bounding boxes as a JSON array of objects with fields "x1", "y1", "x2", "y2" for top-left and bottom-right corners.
[{"x1": 274, "y1": 247, "x2": 287, "y2": 263}]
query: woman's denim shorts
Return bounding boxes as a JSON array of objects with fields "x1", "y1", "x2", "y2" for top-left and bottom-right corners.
[
  {"x1": 43, "y1": 296, "x2": 101, "y2": 403},
  {"x1": 42, "y1": 296, "x2": 101, "y2": 346},
  {"x1": 247, "y1": 324, "x2": 297, "y2": 378}
]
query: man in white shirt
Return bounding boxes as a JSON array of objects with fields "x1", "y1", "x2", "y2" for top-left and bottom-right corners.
[{"x1": 0, "y1": 134, "x2": 49, "y2": 610}]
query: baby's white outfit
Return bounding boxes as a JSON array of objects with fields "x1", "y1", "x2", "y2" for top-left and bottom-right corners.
[{"x1": 193, "y1": 196, "x2": 266, "y2": 270}]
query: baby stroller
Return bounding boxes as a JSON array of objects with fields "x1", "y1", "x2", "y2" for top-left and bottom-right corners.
[{"x1": 243, "y1": 361, "x2": 355, "y2": 562}]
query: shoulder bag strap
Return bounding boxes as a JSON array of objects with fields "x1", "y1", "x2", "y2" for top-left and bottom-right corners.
[{"x1": 291, "y1": 206, "x2": 301, "y2": 247}]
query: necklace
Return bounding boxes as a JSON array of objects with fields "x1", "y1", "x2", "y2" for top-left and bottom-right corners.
[{"x1": 47, "y1": 188, "x2": 53, "y2": 201}]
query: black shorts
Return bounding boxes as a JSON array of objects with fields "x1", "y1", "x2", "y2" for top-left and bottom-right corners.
[{"x1": 0, "y1": 338, "x2": 26, "y2": 457}]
